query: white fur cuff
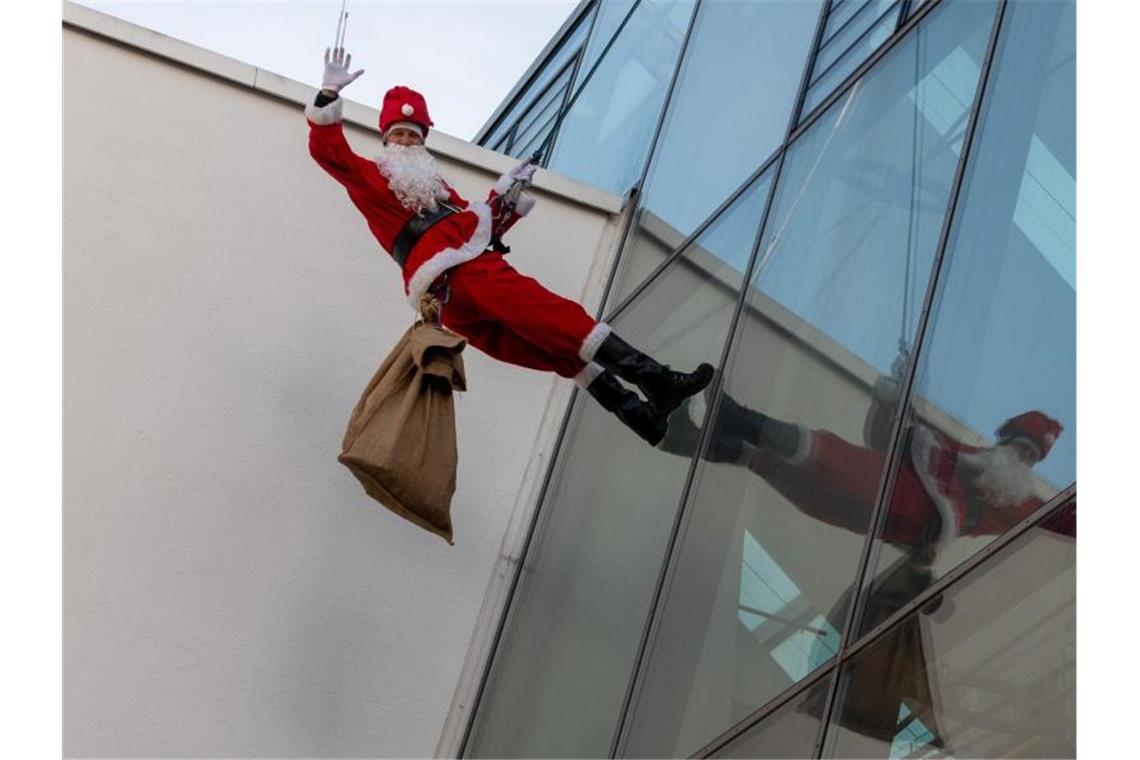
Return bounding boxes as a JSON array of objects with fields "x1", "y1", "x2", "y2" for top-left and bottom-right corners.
[
  {"x1": 782, "y1": 424, "x2": 814, "y2": 465},
  {"x1": 573, "y1": 362, "x2": 605, "y2": 389},
  {"x1": 305, "y1": 97, "x2": 344, "y2": 126},
  {"x1": 578, "y1": 323, "x2": 613, "y2": 363}
]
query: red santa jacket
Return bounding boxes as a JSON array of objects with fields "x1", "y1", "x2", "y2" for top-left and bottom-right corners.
[
  {"x1": 305, "y1": 96, "x2": 534, "y2": 307},
  {"x1": 747, "y1": 424, "x2": 1059, "y2": 550}
]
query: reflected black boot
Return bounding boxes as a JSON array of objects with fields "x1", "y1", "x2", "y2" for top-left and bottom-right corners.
[
  {"x1": 592, "y1": 333, "x2": 715, "y2": 417},
  {"x1": 659, "y1": 396, "x2": 744, "y2": 463},
  {"x1": 716, "y1": 393, "x2": 803, "y2": 460},
  {"x1": 585, "y1": 371, "x2": 669, "y2": 446}
]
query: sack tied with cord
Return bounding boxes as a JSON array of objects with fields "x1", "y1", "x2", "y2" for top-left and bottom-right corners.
[{"x1": 338, "y1": 296, "x2": 466, "y2": 544}]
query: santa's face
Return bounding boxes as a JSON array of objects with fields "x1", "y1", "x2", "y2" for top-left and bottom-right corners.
[
  {"x1": 375, "y1": 141, "x2": 450, "y2": 214},
  {"x1": 958, "y1": 442, "x2": 1041, "y2": 508},
  {"x1": 385, "y1": 126, "x2": 424, "y2": 147}
]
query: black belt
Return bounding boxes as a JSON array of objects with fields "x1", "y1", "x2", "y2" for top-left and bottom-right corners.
[{"x1": 391, "y1": 201, "x2": 462, "y2": 268}]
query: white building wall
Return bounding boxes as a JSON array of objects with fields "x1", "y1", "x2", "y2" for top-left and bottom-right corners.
[{"x1": 62, "y1": 5, "x2": 624, "y2": 757}]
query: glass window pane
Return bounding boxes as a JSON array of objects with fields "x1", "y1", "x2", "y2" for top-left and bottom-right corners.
[
  {"x1": 862, "y1": 0, "x2": 1075, "y2": 636},
  {"x1": 619, "y1": 4, "x2": 997, "y2": 756},
  {"x1": 462, "y1": 183, "x2": 768, "y2": 760},
  {"x1": 824, "y1": 503, "x2": 1075, "y2": 758},
  {"x1": 507, "y1": 67, "x2": 572, "y2": 157},
  {"x1": 606, "y1": 168, "x2": 773, "y2": 313},
  {"x1": 711, "y1": 677, "x2": 831, "y2": 759},
  {"x1": 815, "y1": 0, "x2": 897, "y2": 76},
  {"x1": 802, "y1": 2, "x2": 902, "y2": 119},
  {"x1": 548, "y1": 0, "x2": 697, "y2": 195},
  {"x1": 635, "y1": 0, "x2": 822, "y2": 241},
  {"x1": 480, "y1": 4, "x2": 595, "y2": 149}
]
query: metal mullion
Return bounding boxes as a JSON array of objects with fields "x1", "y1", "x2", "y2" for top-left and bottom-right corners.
[
  {"x1": 819, "y1": 0, "x2": 876, "y2": 51},
  {"x1": 811, "y1": 2, "x2": 1010, "y2": 757},
  {"x1": 591, "y1": 0, "x2": 705, "y2": 322},
  {"x1": 697, "y1": 487, "x2": 1072, "y2": 758},
  {"x1": 609, "y1": 143, "x2": 790, "y2": 759},
  {"x1": 514, "y1": 112, "x2": 560, "y2": 160},
  {"x1": 898, "y1": 0, "x2": 914, "y2": 28},
  {"x1": 513, "y1": 58, "x2": 576, "y2": 138},
  {"x1": 789, "y1": 0, "x2": 834, "y2": 148},
  {"x1": 604, "y1": 146, "x2": 782, "y2": 323},
  {"x1": 792, "y1": 0, "x2": 942, "y2": 139},
  {"x1": 692, "y1": 662, "x2": 839, "y2": 758},
  {"x1": 809, "y1": 0, "x2": 900, "y2": 88},
  {"x1": 541, "y1": 49, "x2": 586, "y2": 168}
]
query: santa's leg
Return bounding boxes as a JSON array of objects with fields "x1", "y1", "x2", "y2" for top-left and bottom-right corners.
[
  {"x1": 442, "y1": 303, "x2": 666, "y2": 444},
  {"x1": 446, "y1": 252, "x2": 714, "y2": 417}
]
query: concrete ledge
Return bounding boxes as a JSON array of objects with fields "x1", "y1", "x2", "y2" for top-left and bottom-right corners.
[{"x1": 61, "y1": 0, "x2": 624, "y2": 216}]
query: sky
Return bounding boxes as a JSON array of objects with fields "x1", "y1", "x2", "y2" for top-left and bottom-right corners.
[{"x1": 73, "y1": 0, "x2": 579, "y2": 140}]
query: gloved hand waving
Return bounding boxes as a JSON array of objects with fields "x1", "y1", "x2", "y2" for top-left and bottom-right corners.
[{"x1": 322, "y1": 47, "x2": 365, "y2": 93}]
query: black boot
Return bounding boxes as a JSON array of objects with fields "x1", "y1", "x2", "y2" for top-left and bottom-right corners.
[
  {"x1": 585, "y1": 371, "x2": 669, "y2": 446},
  {"x1": 592, "y1": 333, "x2": 715, "y2": 417},
  {"x1": 659, "y1": 397, "x2": 745, "y2": 463},
  {"x1": 716, "y1": 392, "x2": 803, "y2": 460}
]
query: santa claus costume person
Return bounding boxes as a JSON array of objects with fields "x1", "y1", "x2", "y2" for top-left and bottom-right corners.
[{"x1": 305, "y1": 48, "x2": 713, "y2": 445}]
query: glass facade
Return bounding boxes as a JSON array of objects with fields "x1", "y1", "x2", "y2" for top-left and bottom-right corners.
[{"x1": 468, "y1": 0, "x2": 1076, "y2": 756}]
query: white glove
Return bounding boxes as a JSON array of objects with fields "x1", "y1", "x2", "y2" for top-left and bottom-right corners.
[
  {"x1": 322, "y1": 47, "x2": 364, "y2": 93},
  {"x1": 507, "y1": 157, "x2": 537, "y2": 185}
]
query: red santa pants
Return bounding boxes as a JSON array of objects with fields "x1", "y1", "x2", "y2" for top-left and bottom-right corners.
[{"x1": 439, "y1": 252, "x2": 597, "y2": 379}]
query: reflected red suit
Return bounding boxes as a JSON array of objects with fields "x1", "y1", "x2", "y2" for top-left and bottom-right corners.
[{"x1": 743, "y1": 409, "x2": 1072, "y2": 546}]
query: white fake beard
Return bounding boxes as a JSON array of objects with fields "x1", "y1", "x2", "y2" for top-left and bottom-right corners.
[
  {"x1": 375, "y1": 144, "x2": 450, "y2": 214},
  {"x1": 958, "y1": 445, "x2": 1037, "y2": 507}
]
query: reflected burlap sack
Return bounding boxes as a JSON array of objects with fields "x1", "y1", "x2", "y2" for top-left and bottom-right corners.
[
  {"x1": 338, "y1": 301, "x2": 466, "y2": 545},
  {"x1": 802, "y1": 552, "x2": 944, "y2": 747}
]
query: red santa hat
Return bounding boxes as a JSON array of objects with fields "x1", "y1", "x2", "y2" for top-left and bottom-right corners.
[
  {"x1": 995, "y1": 410, "x2": 1063, "y2": 460},
  {"x1": 380, "y1": 86, "x2": 434, "y2": 138}
]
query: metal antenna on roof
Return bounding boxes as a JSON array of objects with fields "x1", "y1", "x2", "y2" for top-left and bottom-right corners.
[{"x1": 333, "y1": 0, "x2": 349, "y2": 49}]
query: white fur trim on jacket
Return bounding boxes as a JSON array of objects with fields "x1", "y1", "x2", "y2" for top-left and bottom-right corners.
[
  {"x1": 578, "y1": 322, "x2": 613, "y2": 363},
  {"x1": 910, "y1": 425, "x2": 959, "y2": 551},
  {"x1": 782, "y1": 424, "x2": 814, "y2": 466},
  {"x1": 404, "y1": 201, "x2": 493, "y2": 309},
  {"x1": 574, "y1": 362, "x2": 605, "y2": 389},
  {"x1": 304, "y1": 96, "x2": 344, "y2": 125}
]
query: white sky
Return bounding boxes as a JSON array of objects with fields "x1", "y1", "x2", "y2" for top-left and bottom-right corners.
[{"x1": 73, "y1": 0, "x2": 579, "y2": 140}]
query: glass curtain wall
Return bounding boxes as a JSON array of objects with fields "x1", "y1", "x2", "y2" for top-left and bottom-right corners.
[
  {"x1": 465, "y1": 0, "x2": 1075, "y2": 756},
  {"x1": 618, "y1": 3, "x2": 997, "y2": 756}
]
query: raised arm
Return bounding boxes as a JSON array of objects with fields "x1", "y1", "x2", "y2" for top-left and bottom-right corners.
[{"x1": 304, "y1": 47, "x2": 372, "y2": 189}]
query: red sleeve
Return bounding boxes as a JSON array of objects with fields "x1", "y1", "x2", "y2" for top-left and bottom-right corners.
[{"x1": 308, "y1": 121, "x2": 377, "y2": 194}]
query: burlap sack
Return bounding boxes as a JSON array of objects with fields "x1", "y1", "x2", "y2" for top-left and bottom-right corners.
[{"x1": 338, "y1": 318, "x2": 467, "y2": 544}]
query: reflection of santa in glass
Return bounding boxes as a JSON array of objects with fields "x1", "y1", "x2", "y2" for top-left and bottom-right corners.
[{"x1": 664, "y1": 387, "x2": 1071, "y2": 546}]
